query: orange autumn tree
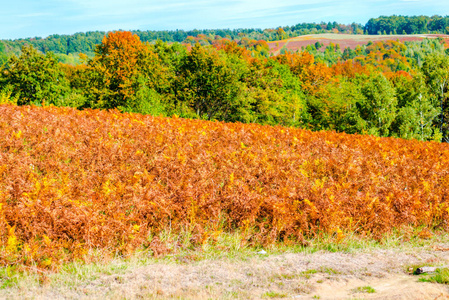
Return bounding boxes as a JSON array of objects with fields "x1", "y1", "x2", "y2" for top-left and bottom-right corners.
[
  {"x1": 85, "y1": 31, "x2": 168, "y2": 110},
  {"x1": 276, "y1": 51, "x2": 333, "y2": 96},
  {"x1": 331, "y1": 60, "x2": 371, "y2": 78},
  {"x1": 352, "y1": 40, "x2": 411, "y2": 73}
]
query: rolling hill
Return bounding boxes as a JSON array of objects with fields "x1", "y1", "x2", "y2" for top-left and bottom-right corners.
[{"x1": 268, "y1": 33, "x2": 449, "y2": 55}]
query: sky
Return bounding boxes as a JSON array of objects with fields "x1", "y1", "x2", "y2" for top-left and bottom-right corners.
[{"x1": 1, "y1": 0, "x2": 448, "y2": 40}]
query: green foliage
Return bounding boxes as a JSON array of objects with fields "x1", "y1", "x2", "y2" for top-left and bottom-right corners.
[
  {"x1": 150, "y1": 40, "x2": 187, "y2": 72},
  {"x1": 392, "y1": 74, "x2": 441, "y2": 141},
  {"x1": 280, "y1": 45, "x2": 288, "y2": 55},
  {"x1": 403, "y1": 39, "x2": 446, "y2": 68},
  {"x1": 0, "y1": 85, "x2": 18, "y2": 105},
  {"x1": 0, "y1": 45, "x2": 69, "y2": 105},
  {"x1": 0, "y1": 265, "x2": 20, "y2": 289},
  {"x1": 353, "y1": 286, "x2": 376, "y2": 293},
  {"x1": 54, "y1": 53, "x2": 83, "y2": 65},
  {"x1": 342, "y1": 47, "x2": 356, "y2": 60},
  {"x1": 313, "y1": 79, "x2": 365, "y2": 133},
  {"x1": 270, "y1": 62, "x2": 309, "y2": 127},
  {"x1": 421, "y1": 53, "x2": 449, "y2": 141},
  {"x1": 173, "y1": 44, "x2": 244, "y2": 120},
  {"x1": 0, "y1": 41, "x2": 9, "y2": 66},
  {"x1": 263, "y1": 291, "x2": 287, "y2": 298},
  {"x1": 357, "y1": 73, "x2": 398, "y2": 136},
  {"x1": 54, "y1": 91, "x2": 87, "y2": 108},
  {"x1": 304, "y1": 43, "x2": 343, "y2": 65},
  {"x1": 365, "y1": 15, "x2": 442, "y2": 35},
  {"x1": 395, "y1": 98, "x2": 441, "y2": 141},
  {"x1": 418, "y1": 268, "x2": 449, "y2": 285},
  {"x1": 120, "y1": 84, "x2": 167, "y2": 117}
]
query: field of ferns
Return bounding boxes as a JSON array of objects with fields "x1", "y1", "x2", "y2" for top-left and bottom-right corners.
[{"x1": 1, "y1": 103, "x2": 449, "y2": 269}]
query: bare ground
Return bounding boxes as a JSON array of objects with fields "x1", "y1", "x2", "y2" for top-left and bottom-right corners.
[{"x1": 2, "y1": 245, "x2": 449, "y2": 300}]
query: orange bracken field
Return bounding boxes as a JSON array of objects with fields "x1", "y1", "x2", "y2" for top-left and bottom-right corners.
[{"x1": 1, "y1": 104, "x2": 449, "y2": 269}]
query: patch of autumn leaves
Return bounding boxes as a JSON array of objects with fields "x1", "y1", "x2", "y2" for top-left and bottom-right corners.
[
  {"x1": 276, "y1": 52, "x2": 333, "y2": 95},
  {"x1": 1, "y1": 104, "x2": 449, "y2": 269},
  {"x1": 276, "y1": 48, "x2": 412, "y2": 99}
]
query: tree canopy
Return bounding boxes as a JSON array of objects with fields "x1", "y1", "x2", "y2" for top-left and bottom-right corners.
[{"x1": 1, "y1": 29, "x2": 448, "y2": 142}]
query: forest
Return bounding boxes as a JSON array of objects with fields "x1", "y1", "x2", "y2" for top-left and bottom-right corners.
[
  {"x1": 0, "y1": 21, "x2": 361, "y2": 60},
  {"x1": 0, "y1": 16, "x2": 449, "y2": 142}
]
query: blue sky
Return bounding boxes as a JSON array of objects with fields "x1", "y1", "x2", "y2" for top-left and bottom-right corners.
[{"x1": 1, "y1": 0, "x2": 448, "y2": 40}]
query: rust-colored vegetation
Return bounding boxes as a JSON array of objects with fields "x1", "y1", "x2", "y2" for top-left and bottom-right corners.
[{"x1": 1, "y1": 104, "x2": 449, "y2": 269}]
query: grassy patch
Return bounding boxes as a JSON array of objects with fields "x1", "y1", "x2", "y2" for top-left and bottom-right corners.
[
  {"x1": 353, "y1": 285, "x2": 376, "y2": 293},
  {"x1": 404, "y1": 262, "x2": 449, "y2": 286},
  {"x1": 418, "y1": 268, "x2": 449, "y2": 284},
  {"x1": 319, "y1": 267, "x2": 341, "y2": 275},
  {"x1": 300, "y1": 269, "x2": 318, "y2": 279},
  {"x1": 263, "y1": 291, "x2": 288, "y2": 298},
  {"x1": 0, "y1": 265, "x2": 38, "y2": 290},
  {"x1": 0, "y1": 269, "x2": 19, "y2": 289},
  {"x1": 269, "y1": 273, "x2": 298, "y2": 281}
]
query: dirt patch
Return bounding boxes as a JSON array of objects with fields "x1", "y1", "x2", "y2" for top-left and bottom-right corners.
[
  {"x1": 312, "y1": 274, "x2": 448, "y2": 299},
  {"x1": 3, "y1": 246, "x2": 449, "y2": 299}
]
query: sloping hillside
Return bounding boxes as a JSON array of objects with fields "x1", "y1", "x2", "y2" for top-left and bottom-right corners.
[{"x1": 268, "y1": 33, "x2": 449, "y2": 55}]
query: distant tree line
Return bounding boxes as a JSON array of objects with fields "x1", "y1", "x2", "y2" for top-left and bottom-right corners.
[
  {"x1": 1, "y1": 15, "x2": 448, "y2": 64},
  {"x1": 365, "y1": 15, "x2": 449, "y2": 35},
  {"x1": 0, "y1": 21, "x2": 364, "y2": 61}
]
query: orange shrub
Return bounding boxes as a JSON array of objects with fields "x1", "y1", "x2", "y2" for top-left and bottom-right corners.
[{"x1": 1, "y1": 104, "x2": 449, "y2": 268}]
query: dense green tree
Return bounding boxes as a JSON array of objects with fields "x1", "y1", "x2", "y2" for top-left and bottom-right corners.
[
  {"x1": 403, "y1": 39, "x2": 446, "y2": 68},
  {"x1": 395, "y1": 94, "x2": 441, "y2": 141},
  {"x1": 391, "y1": 73, "x2": 441, "y2": 140},
  {"x1": 365, "y1": 15, "x2": 448, "y2": 35},
  {"x1": 0, "y1": 45, "x2": 69, "y2": 105},
  {"x1": 271, "y1": 62, "x2": 308, "y2": 127},
  {"x1": 0, "y1": 42, "x2": 8, "y2": 66},
  {"x1": 241, "y1": 59, "x2": 308, "y2": 126},
  {"x1": 314, "y1": 79, "x2": 365, "y2": 133},
  {"x1": 421, "y1": 53, "x2": 449, "y2": 141},
  {"x1": 357, "y1": 73, "x2": 398, "y2": 136},
  {"x1": 173, "y1": 44, "x2": 244, "y2": 120},
  {"x1": 342, "y1": 47, "x2": 356, "y2": 60}
]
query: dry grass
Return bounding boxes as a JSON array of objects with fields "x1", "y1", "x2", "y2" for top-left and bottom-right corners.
[{"x1": 2, "y1": 231, "x2": 449, "y2": 299}]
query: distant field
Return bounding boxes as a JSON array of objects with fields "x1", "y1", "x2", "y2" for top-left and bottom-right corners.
[{"x1": 268, "y1": 33, "x2": 449, "y2": 54}]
